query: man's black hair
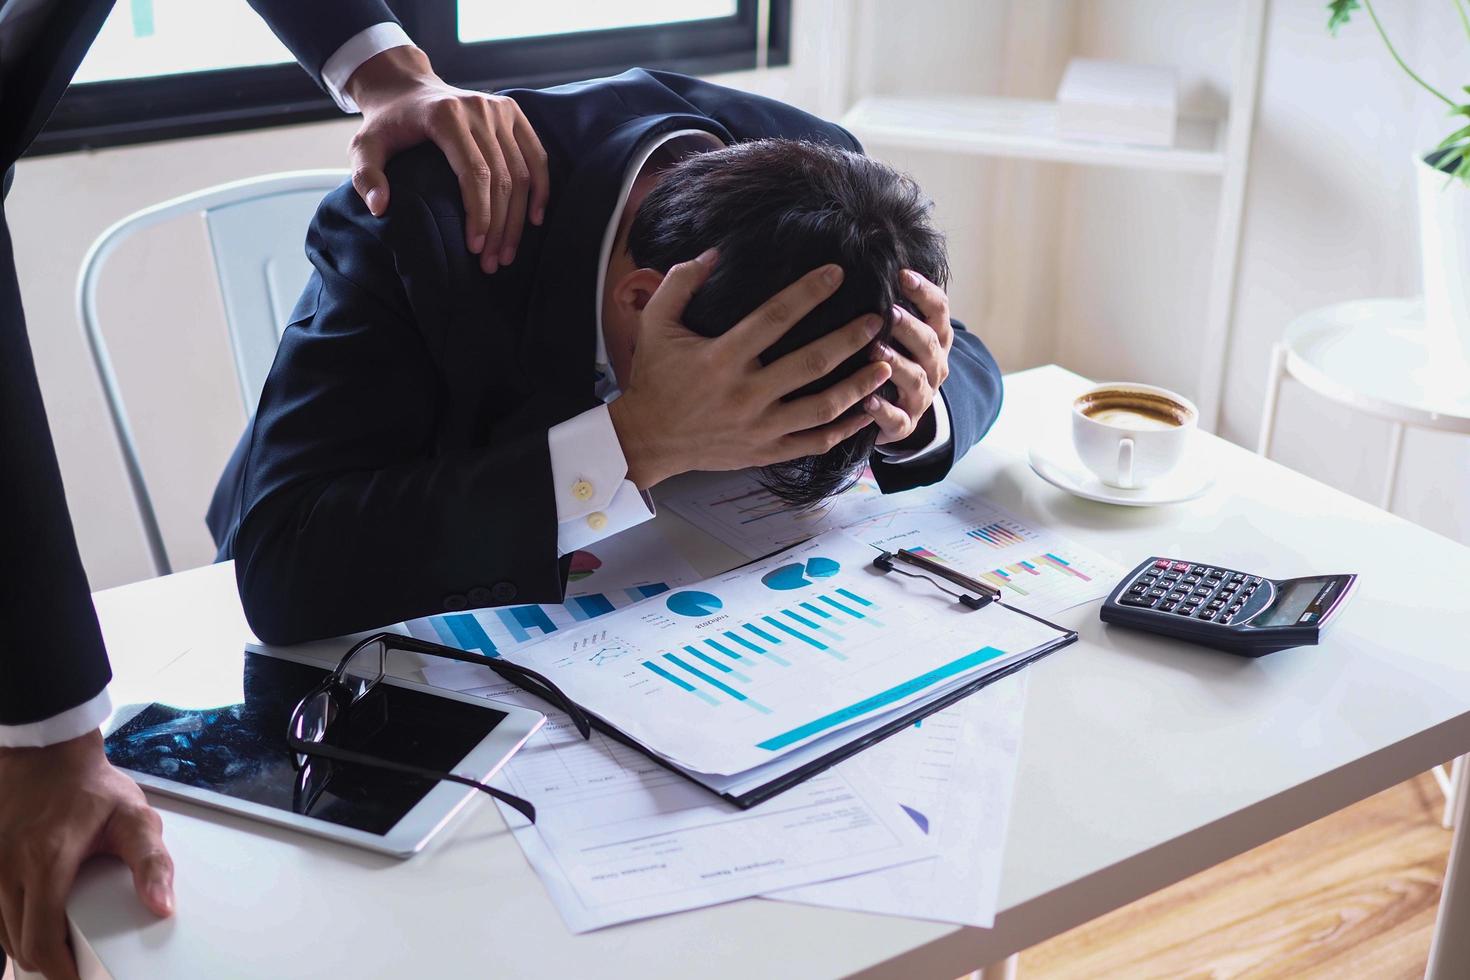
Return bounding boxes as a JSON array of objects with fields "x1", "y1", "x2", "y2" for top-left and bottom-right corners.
[{"x1": 625, "y1": 138, "x2": 949, "y2": 507}]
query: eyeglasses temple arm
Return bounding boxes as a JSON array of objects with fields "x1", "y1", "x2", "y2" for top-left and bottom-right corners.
[
  {"x1": 288, "y1": 736, "x2": 536, "y2": 824},
  {"x1": 381, "y1": 634, "x2": 593, "y2": 739}
]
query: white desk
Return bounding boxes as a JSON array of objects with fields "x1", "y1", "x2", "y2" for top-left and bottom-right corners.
[{"x1": 66, "y1": 365, "x2": 1470, "y2": 979}]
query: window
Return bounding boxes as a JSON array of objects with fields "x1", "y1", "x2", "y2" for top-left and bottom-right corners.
[{"x1": 33, "y1": 0, "x2": 789, "y2": 156}]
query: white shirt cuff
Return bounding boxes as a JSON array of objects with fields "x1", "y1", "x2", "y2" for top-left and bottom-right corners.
[
  {"x1": 321, "y1": 22, "x2": 414, "y2": 114},
  {"x1": 0, "y1": 687, "x2": 113, "y2": 748},
  {"x1": 548, "y1": 404, "x2": 656, "y2": 553},
  {"x1": 874, "y1": 389, "x2": 953, "y2": 464}
]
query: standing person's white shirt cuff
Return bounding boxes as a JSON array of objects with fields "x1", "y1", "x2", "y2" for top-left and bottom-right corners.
[
  {"x1": 0, "y1": 688, "x2": 113, "y2": 748},
  {"x1": 548, "y1": 405, "x2": 656, "y2": 554},
  {"x1": 873, "y1": 390, "x2": 954, "y2": 464},
  {"x1": 321, "y1": 22, "x2": 415, "y2": 114}
]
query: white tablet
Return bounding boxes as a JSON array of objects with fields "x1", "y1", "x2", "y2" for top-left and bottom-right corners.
[{"x1": 102, "y1": 645, "x2": 544, "y2": 857}]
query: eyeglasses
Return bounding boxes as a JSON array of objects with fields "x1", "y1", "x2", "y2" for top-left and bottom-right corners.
[{"x1": 286, "y1": 633, "x2": 593, "y2": 825}]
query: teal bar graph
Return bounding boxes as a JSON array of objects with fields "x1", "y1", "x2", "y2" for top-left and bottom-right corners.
[
  {"x1": 571, "y1": 593, "x2": 615, "y2": 619},
  {"x1": 724, "y1": 630, "x2": 791, "y2": 666},
  {"x1": 664, "y1": 654, "x2": 771, "y2": 713},
  {"x1": 763, "y1": 614, "x2": 846, "y2": 660},
  {"x1": 782, "y1": 608, "x2": 821, "y2": 629},
  {"x1": 512, "y1": 604, "x2": 556, "y2": 635},
  {"x1": 685, "y1": 645, "x2": 750, "y2": 682},
  {"x1": 756, "y1": 646, "x2": 1008, "y2": 750},
  {"x1": 429, "y1": 615, "x2": 460, "y2": 648},
  {"x1": 704, "y1": 638, "x2": 746, "y2": 662},
  {"x1": 745, "y1": 622, "x2": 782, "y2": 645},
  {"x1": 819, "y1": 594, "x2": 864, "y2": 618},
  {"x1": 643, "y1": 660, "x2": 719, "y2": 705},
  {"x1": 783, "y1": 607, "x2": 843, "y2": 643},
  {"x1": 130, "y1": 0, "x2": 155, "y2": 38},
  {"x1": 443, "y1": 613, "x2": 498, "y2": 658}
]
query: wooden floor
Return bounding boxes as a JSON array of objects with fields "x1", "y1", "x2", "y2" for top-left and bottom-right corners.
[{"x1": 1017, "y1": 772, "x2": 1452, "y2": 979}]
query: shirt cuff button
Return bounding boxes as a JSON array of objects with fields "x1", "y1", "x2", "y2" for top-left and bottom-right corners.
[
  {"x1": 572, "y1": 479, "x2": 594, "y2": 502},
  {"x1": 586, "y1": 511, "x2": 608, "y2": 531}
]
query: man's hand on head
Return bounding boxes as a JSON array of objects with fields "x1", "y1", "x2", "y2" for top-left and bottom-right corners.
[
  {"x1": 344, "y1": 45, "x2": 550, "y2": 275},
  {"x1": 607, "y1": 252, "x2": 892, "y2": 489},
  {"x1": 866, "y1": 270, "x2": 954, "y2": 447},
  {"x1": 0, "y1": 731, "x2": 173, "y2": 980}
]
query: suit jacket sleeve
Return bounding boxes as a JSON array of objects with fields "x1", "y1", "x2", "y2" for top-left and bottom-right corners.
[
  {"x1": 0, "y1": 212, "x2": 111, "y2": 725},
  {"x1": 247, "y1": 0, "x2": 399, "y2": 89},
  {"x1": 868, "y1": 319, "x2": 1004, "y2": 493},
  {"x1": 230, "y1": 183, "x2": 568, "y2": 645}
]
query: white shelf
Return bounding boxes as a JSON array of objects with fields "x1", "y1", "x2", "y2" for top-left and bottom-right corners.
[{"x1": 842, "y1": 95, "x2": 1227, "y2": 176}]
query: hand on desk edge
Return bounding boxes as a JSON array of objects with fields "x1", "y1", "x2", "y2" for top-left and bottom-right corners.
[{"x1": 0, "y1": 731, "x2": 172, "y2": 980}]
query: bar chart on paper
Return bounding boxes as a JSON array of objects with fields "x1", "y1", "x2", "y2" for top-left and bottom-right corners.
[
  {"x1": 401, "y1": 524, "x2": 698, "y2": 659},
  {"x1": 405, "y1": 581, "x2": 674, "y2": 658},
  {"x1": 509, "y1": 533, "x2": 1064, "y2": 776},
  {"x1": 848, "y1": 501, "x2": 1120, "y2": 617}
]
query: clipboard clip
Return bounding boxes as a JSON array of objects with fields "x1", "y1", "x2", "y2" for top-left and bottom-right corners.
[{"x1": 871, "y1": 549, "x2": 1003, "y2": 610}]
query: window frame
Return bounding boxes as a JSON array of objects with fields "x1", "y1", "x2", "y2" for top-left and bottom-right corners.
[{"x1": 29, "y1": 0, "x2": 790, "y2": 157}]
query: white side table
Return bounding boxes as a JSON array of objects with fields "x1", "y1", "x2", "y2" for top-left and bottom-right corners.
[{"x1": 1258, "y1": 297, "x2": 1470, "y2": 829}]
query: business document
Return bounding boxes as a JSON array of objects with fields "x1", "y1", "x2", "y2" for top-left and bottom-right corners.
[
  {"x1": 495, "y1": 532, "x2": 1061, "y2": 776},
  {"x1": 661, "y1": 470, "x2": 1123, "y2": 616},
  {"x1": 430, "y1": 670, "x2": 934, "y2": 932},
  {"x1": 769, "y1": 673, "x2": 1029, "y2": 927}
]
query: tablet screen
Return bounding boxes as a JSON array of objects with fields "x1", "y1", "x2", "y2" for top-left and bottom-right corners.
[{"x1": 105, "y1": 651, "x2": 508, "y2": 835}]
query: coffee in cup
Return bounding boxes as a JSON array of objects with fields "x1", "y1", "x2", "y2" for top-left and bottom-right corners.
[{"x1": 1071, "y1": 382, "x2": 1197, "y2": 489}]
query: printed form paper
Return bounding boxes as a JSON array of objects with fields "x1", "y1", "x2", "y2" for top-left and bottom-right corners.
[
  {"x1": 432, "y1": 671, "x2": 934, "y2": 933},
  {"x1": 768, "y1": 672, "x2": 1028, "y2": 928}
]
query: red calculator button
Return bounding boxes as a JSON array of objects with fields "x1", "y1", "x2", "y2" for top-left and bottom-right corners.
[
  {"x1": 1154, "y1": 559, "x2": 1171, "y2": 569},
  {"x1": 1171, "y1": 561, "x2": 1190, "y2": 572}
]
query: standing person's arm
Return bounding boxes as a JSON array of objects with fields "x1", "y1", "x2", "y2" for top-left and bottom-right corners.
[
  {"x1": 0, "y1": 8, "x2": 551, "y2": 976},
  {"x1": 248, "y1": 1, "x2": 551, "y2": 275}
]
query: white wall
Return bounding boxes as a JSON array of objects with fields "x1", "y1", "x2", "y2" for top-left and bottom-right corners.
[
  {"x1": 15, "y1": 0, "x2": 1470, "y2": 593},
  {"x1": 1058, "y1": 0, "x2": 1470, "y2": 543}
]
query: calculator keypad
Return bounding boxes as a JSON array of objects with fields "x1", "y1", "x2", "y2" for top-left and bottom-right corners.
[{"x1": 1118, "y1": 559, "x2": 1262, "y2": 622}]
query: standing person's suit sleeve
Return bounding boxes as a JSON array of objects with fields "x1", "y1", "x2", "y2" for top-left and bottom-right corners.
[
  {"x1": 246, "y1": 0, "x2": 400, "y2": 89},
  {"x1": 1, "y1": 0, "x2": 405, "y2": 745}
]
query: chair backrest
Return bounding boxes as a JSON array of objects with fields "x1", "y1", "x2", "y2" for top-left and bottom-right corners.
[{"x1": 77, "y1": 170, "x2": 347, "y2": 577}]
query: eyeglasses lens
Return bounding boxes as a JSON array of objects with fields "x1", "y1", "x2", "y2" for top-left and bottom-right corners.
[{"x1": 342, "y1": 639, "x2": 387, "y2": 704}]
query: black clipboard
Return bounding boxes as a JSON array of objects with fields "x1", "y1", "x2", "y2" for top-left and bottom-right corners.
[
  {"x1": 581, "y1": 624, "x2": 1075, "y2": 809},
  {"x1": 484, "y1": 541, "x2": 1080, "y2": 810}
]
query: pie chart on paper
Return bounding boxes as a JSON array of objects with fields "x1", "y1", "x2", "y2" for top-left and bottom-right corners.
[
  {"x1": 665, "y1": 590, "x2": 724, "y2": 617},
  {"x1": 760, "y1": 556, "x2": 842, "y2": 591}
]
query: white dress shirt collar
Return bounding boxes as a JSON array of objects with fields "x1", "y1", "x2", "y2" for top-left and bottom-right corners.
[{"x1": 593, "y1": 128, "x2": 725, "y2": 391}]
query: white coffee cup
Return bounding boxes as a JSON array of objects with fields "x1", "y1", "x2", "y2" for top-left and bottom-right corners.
[{"x1": 1071, "y1": 382, "x2": 1198, "y2": 489}]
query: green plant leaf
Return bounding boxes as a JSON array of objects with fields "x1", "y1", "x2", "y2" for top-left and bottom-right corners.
[{"x1": 1326, "y1": 0, "x2": 1360, "y2": 35}]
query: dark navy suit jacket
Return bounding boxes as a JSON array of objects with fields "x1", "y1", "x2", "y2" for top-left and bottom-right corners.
[
  {"x1": 0, "y1": 0, "x2": 398, "y2": 727},
  {"x1": 208, "y1": 69, "x2": 1005, "y2": 646}
]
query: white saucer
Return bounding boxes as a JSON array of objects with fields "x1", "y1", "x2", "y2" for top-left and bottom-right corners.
[{"x1": 1027, "y1": 442, "x2": 1215, "y2": 507}]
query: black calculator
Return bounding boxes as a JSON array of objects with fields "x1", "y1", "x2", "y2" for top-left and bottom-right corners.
[{"x1": 1099, "y1": 557, "x2": 1358, "y2": 657}]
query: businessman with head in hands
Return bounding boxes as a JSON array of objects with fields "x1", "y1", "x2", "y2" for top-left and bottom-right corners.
[
  {"x1": 0, "y1": 4, "x2": 554, "y2": 977},
  {"x1": 206, "y1": 69, "x2": 1005, "y2": 645}
]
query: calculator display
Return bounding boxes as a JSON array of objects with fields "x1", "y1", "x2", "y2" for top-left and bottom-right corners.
[{"x1": 1255, "y1": 578, "x2": 1328, "y2": 627}]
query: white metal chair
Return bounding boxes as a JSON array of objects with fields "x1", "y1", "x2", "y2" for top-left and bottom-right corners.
[{"x1": 77, "y1": 170, "x2": 347, "y2": 576}]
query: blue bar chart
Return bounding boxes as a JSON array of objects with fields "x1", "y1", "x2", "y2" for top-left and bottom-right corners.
[
  {"x1": 634, "y1": 583, "x2": 889, "y2": 713},
  {"x1": 405, "y1": 581, "x2": 674, "y2": 659}
]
